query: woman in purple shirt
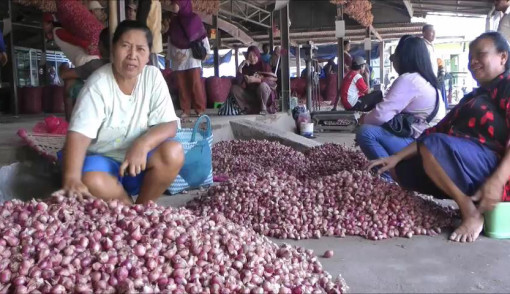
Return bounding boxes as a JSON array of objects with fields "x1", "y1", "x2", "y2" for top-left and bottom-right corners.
[{"x1": 356, "y1": 36, "x2": 446, "y2": 180}]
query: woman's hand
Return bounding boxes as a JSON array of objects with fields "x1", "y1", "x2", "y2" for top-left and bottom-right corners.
[
  {"x1": 53, "y1": 177, "x2": 93, "y2": 200},
  {"x1": 473, "y1": 175, "x2": 505, "y2": 213},
  {"x1": 119, "y1": 142, "x2": 149, "y2": 177},
  {"x1": 366, "y1": 155, "x2": 402, "y2": 175}
]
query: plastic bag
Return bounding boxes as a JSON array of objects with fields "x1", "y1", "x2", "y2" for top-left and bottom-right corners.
[
  {"x1": 32, "y1": 115, "x2": 68, "y2": 135},
  {"x1": 292, "y1": 105, "x2": 311, "y2": 134},
  {"x1": 0, "y1": 163, "x2": 21, "y2": 204}
]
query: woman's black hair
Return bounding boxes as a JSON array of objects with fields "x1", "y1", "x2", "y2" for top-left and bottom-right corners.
[
  {"x1": 394, "y1": 36, "x2": 438, "y2": 89},
  {"x1": 112, "y1": 20, "x2": 153, "y2": 51},
  {"x1": 99, "y1": 28, "x2": 110, "y2": 54},
  {"x1": 136, "y1": 0, "x2": 151, "y2": 26},
  {"x1": 469, "y1": 31, "x2": 510, "y2": 71}
]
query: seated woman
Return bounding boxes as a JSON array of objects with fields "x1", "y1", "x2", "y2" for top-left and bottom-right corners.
[
  {"x1": 356, "y1": 36, "x2": 446, "y2": 165},
  {"x1": 54, "y1": 20, "x2": 184, "y2": 205},
  {"x1": 368, "y1": 32, "x2": 510, "y2": 242},
  {"x1": 231, "y1": 46, "x2": 277, "y2": 115}
]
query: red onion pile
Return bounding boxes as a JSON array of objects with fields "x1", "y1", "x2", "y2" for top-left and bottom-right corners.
[
  {"x1": 0, "y1": 196, "x2": 347, "y2": 293},
  {"x1": 189, "y1": 140, "x2": 456, "y2": 240}
]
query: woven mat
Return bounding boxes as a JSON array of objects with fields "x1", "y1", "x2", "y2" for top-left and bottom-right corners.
[{"x1": 17, "y1": 129, "x2": 65, "y2": 162}]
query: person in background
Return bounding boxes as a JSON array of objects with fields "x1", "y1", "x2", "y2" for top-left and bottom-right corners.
[
  {"x1": 356, "y1": 36, "x2": 445, "y2": 175},
  {"x1": 368, "y1": 32, "x2": 510, "y2": 243},
  {"x1": 127, "y1": 1, "x2": 138, "y2": 21},
  {"x1": 55, "y1": 20, "x2": 183, "y2": 205},
  {"x1": 231, "y1": 46, "x2": 277, "y2": 115},
  {"x1": 261, "y1": 43, "x2": 271, "y2": 64},
  {"x1": 168, "y1": 0, "x2": 209, "y2": 118},
  {"x1": 48, "y1": 66, "x2": 61, "y2": 85},
  {"x1": 269, "y1": 46, "x2": 280, "y2": 72},
  {"x1": 0, "y1": 28, "x2": 7, "y2": 66},
  {"x1": 495, "y1": 0, "x2": 510, "y2": 41},
  {"x1": 334, "y1": 56, "x2": 382, "y2": 111},
  {"x1": 437, "y1": 58, "x2": 449, "y2": 109},
  {"x1": 88, "y1": 1, "x2": 107, "y2": 26},
  {"x1": 60, "y1": 28, "x2": 110, "y2": 122},
  {"x1": 343, "y1": 39, "x2": 352, "y2": 74},
  {"x1": 323, "y1": 57, "x2": 337, "y2": 76},
  {"x1": 444, "y1": 71, "x2": 454, "y2": 105},
  {"x1": 422, "y1": 24, "x2": 438, "y2": 77},
  {"x1": 136, "y1": 0, "x2": 163, "y2": 66}
]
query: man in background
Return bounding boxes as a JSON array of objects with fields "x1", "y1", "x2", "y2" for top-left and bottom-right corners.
[
  {"x1": 422, "y1": 24, "x2": 438, "y2": 77},
  {"x1": 261, "y1": 44, "x2": 271, "y2": 64},
  {"x1": 494, "y1": 0, "x2": 510, "y2": 40}
]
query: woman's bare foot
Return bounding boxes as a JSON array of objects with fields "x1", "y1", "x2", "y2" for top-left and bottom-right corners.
[{"x1": 449, "y1": 199, "x2": 484, "y2": 243}]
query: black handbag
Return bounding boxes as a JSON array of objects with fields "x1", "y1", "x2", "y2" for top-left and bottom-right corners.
[
  {"x1": 382, "y1": 90, "x2": 440, "y2": 137},
  {"x1": 190, "y1": 40, "x2": 207, "y2": 60}
]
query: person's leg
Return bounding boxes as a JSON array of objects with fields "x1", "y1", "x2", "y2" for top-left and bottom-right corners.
[
  {"x1": 189, "y1": 68, "x2": 206, "y2": 116},
  {"x1": 419, "y1": 144, "x2": 483, "y2": 243},
  {"x1": 358, "y1": 90, "x2": 383, "y2": 111},
  {"x1": 80, "y1": 155, "x2": 132, "y2": 205},
  {"x1": 356, "y1": 124, "x2": 414, "y2": 160},
  {"x1": 257, "y1": 82, "x2": 272, "y2": 114},
  {"x1": 136, "y1": 141, "x2": 184, "y2": 204},
  {"x1": 175, "y1": 70, "x2": 191, "y2": 117}
]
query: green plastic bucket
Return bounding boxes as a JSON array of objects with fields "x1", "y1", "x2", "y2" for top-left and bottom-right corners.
[{"x1": 484, "y1": 202, "x2": 510, "y2": 239}]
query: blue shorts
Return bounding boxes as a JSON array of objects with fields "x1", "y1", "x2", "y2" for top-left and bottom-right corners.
[
  {"x1": 395, "y1": 133, "x2": 499, "y2": 199},
  {"x1": 58, "y1": 149, "x2": 158, "y2": 196}
]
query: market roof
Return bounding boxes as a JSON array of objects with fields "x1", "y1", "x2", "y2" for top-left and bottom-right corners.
[{"x1": 217, "y1": 0, "x2": 494, "y2": 48}]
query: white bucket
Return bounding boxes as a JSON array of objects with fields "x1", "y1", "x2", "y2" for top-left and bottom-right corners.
[{"x1": 300, "y1": 122, "x2": 314, "y2": 137}]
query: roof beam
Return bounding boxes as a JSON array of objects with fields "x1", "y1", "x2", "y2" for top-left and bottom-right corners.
[
  {"x1": 198, "y1": 12, "x2": 257, "y2": 46},
  {"x1": 370, "y1": 25, "x2": 383, "y2": 42},
  {"x1": 403, "y1": 0, "x2": 413, "y2": 17}
]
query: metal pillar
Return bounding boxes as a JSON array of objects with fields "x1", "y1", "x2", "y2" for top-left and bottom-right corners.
[
  {"x1": 365, "y1": 27, "x2": 371, "y2": 89},
  {"x1": 269, "y1": 12, "x2": 274, "y2": 54},
  {"x1": 379, "y1": 41, "x2": 384, "y2": 89},
  {"x1": 279, "y1": 4, "x2": 290, "y2": 111},
  {"x1": 295, "y1": 45, "x2": 301, "y2": 78},
  {"x1": 7, "y1": 0, "x2": 17, "y2": 115},
  {"x1": 212, "y1": 15, "x2": 220, "y2": 77},
  {"x1": 305, "y1": 57, "x2": 312, "y2": 111},
  {"x1": 336, "y1": 5, "x2": 344, "y2": 94}
]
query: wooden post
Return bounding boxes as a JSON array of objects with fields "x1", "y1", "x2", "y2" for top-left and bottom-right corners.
[
  {"x1": 295, "y1": 45, "x2": 301, "y2": 78},
  {"x1": 109, "y1": 0, "x2": 118, "y2": 60},
  {"x1": 279, "y1": 4, "x2": 290, "y2": 111},
  {"x1": 269, "y1": 12, "x2": 274, "y2": 54},
  {"x1": 212, "y1": 15, "x2": 220, "y2": 77},
  {"x1": 379, "y1": 40, "x2": 384, "y2": 89},
  {"x1": 365, "y1": 27, "x2": 371, "y2": 89},
  {"x1": 7, "y1": 0, "x2": 18, "y2": 114},
  {"x1": 234, "y1": 47, "x2": 239, "y2": 70},
  {"x1": 336, "y1": 4, "x2": 344, "y2": 96}
]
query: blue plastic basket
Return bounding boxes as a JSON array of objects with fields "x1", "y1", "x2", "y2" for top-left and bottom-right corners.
[{"x1": 167, "y1": 115, "x2": 213, "y2": 194}]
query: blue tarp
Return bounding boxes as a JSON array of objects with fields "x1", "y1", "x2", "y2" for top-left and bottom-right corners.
[{"x1": 203, "y1": 50, "x2": 233, "y2": 67}]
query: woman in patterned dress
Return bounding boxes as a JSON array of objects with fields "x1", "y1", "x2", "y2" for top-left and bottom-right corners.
[{"x1": 368, "y1": 32, "x2": 510, "y2": 243}]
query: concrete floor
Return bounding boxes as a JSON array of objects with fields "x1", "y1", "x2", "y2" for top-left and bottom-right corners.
[{"x1": 1, "y1": 114, "x2": 510, "y2": 293}]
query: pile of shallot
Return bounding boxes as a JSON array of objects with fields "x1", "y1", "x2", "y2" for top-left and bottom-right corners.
[
  {"x1": 189, "y1": 140, "x2": 457, "y2": 240},
  {"x1": 0, "y1": 196, "x2": 347, "y2": 293}
]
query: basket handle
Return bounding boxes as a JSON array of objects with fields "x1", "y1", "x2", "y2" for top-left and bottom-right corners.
[{"x1": 190, "y1": 115, "x2": 212, "y2": 142}]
